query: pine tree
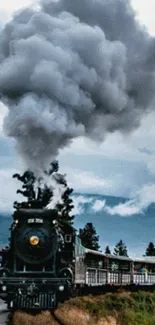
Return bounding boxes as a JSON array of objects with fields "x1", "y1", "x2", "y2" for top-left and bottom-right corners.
[
  {"x1": 144, "y1": 242, "x2": 155, "y2": 256},
  {"x1": 113, "y1": 239, "x2": 128, "y2": 257},
  {"x1": 13, "y1": 161, "x2": 74, "y2": 224},
  {"x1": 79, "y1": 222, "x2": 100, "y2": 251},
  {"x1": 13, "y1": 161, "x2": 58, "y2": 209},
  {"x1": 56, "y1": 187, "x2": 74, "y2": 225},
  {"x1": 105, "y1": 245, "x2": 111, "y2": 254}
]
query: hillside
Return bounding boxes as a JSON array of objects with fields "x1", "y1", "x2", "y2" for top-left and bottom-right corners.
[{"x1": 12, "y1": 291, "x2": 155, "y2": 325}]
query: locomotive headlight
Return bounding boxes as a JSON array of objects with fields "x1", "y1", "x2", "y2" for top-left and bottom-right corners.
[
  {"x1": 2, "y1": 285, "x2": 7, "y2": 291},
  {"x1": 59, "y1": 285, "x2": 64, "y2": 292},
  {"x1": 29, "y1": 236, "x2": 40, "y2": 246}
]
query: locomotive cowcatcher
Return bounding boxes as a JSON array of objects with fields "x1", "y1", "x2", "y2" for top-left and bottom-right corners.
[{"x1": 0, "y1": 208, "x2": 75, "y2": 310}]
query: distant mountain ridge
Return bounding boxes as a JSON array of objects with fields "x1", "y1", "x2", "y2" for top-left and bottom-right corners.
[
  {"x1": 0, "y1": 193, "x2": 155, "y2": 256},
  {"x1": 72, "y1": 193, "x2": 155, "y2": 257}
]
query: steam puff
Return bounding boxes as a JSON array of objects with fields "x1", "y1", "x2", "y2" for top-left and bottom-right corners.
[{"x1": 0, "y1": 0, "x2": 155, "y2": 167}]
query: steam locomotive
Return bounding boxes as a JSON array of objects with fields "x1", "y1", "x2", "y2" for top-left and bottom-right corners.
[
  {"x1": 0, "y1": 209, "x2": 76, "y2": 310},
  {"x1": 1, "y1": 208, "x2": 155, "y2": 311}
]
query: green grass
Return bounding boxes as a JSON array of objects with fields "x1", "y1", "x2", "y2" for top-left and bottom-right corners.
[{"x1": 67, "y1": 291, "x2": 155, "y2": 325}]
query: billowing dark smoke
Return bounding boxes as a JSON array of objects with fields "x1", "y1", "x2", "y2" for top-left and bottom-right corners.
[{"x1": 0, "y1": 0, "x2": 155, "y2": 167}]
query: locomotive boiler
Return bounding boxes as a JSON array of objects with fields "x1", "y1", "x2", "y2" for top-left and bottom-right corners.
[{"x1": 0, "y1": 209, "x2": 75, "y2": 310}]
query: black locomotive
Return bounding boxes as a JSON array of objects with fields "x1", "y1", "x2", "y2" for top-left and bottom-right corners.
[
  {"x1": 0, "y1": 209, "x2": 75, "y2": 310},
  {"x1": 2, "y1": 208, "x2": 155, "y2": 311}
]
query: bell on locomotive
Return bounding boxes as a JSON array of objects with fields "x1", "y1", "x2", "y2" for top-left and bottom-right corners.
[{"x1": 0, "y1": 208, "x2": 74, "y2": 310}]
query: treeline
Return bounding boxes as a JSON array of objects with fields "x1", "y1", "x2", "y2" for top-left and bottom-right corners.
[
  {"x1": 79, "y1": 227, "x2": 155, "y2": 258},
  {"x1": 12, "y1": 161, "x2": 154, "y2": 257},
  {"x1": 79, "y1": 226, "x2": 129, "y2": 257},
  {"x1": 104, "y1": 241, "x2": 155, "y2": 257}
]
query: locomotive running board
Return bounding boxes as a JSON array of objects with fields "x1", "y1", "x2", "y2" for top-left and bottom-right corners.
[{"x1": 0, "y1": 277, "x2": 69, "y2": 284}]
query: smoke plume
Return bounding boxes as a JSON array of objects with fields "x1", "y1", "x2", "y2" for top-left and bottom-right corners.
[{"x1": 0, "y1": 0, "x2": 155, "y2": 167}]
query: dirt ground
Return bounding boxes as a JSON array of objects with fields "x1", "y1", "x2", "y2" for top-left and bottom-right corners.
[
  {"x1": 12, "y1": 310, "x2": 60, "y2": 325},
  {"x1": 0, "y1": 298, "x2": 118, "y2": 325},
  {"x1": 12, "y1": 307, "x2": 118, "y2": 325}
]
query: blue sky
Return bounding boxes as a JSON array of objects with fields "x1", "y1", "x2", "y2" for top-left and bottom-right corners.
[{"x1": 0, "y1": 0, "x2": 155, "y2": 216}]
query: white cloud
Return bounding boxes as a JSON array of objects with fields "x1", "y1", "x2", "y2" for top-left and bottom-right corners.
[
  {"x1": 0, "y1": 102, "x2": 8, "y2": 137},
  {"x1": 105, "y1": 201, "x2": 140, "y2": 217},
  {"x1": 105, "y1": 183, "x2": 155, "y2": 216},
  {"x1": 92, "y1": 199, "x2": 106, "y2": 212},
  {"x1": 61, "y1": 112, "x2": 155, "y2": 165},
  {"x1": 0, "y1": 1, "x2": 40, "y2": 31},
  {"x1": 59, "y1": 110, "x2": 155, "y2": 198},
  {"x1": 72, "y1": 195, "x2": 93, "y2": 215},
  {"x1": 0, "y1": 10, "x2": 10, "y2": 29},
  {"x1": 0, "y1": 0, "x2": 38, "y2": 15},
  {"x1": 0, "y1": 168, "x2": 21, "y2": 212},
  {"x1": 131, "y1": 0, "x2": 155, "y2": 35},
  {"x1": 135, "y1": 184, "x2": 155, "y2": 210},
  {"x1": 61, "y1": 167, "x2": 113, "y2": 194}
]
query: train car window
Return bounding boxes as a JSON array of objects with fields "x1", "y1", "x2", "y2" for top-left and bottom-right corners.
[
  {"x1": 65, "y1": 234, "x2": 72, "y2": 243},
  {"x1": 119, "y1": 261, "x2": 130, "y2": 271},
  {"x1": 111, "y1": 262, "x2": 119, "y2": 271},
  {"x1": 98, "y1": 260, "x2": 103, "y2": 268},
  {"x1": 134, "y1": 263, "x2": 143, "y2": 272}
]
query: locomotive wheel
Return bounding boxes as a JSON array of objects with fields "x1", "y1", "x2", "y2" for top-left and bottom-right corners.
[{"x1": 58, "y1": 268, "x2": 73, "y2": 281}]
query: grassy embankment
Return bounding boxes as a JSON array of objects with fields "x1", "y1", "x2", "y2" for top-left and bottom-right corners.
[
  {"x1": 13, "y1": 291, "x2": 155, "y2": 325},
  {"x1": 56, "y1": 291, "x2": 155, "y2": 325}
]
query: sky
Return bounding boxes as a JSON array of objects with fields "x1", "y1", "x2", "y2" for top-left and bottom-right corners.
[{"x1": 0, "y1": 0, "x2": 155, "y2": 214}]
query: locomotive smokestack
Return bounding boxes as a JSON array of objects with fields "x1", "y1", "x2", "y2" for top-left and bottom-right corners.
[{"x1": 0, "y1": 0, "x2": 155, "y2": 168}]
